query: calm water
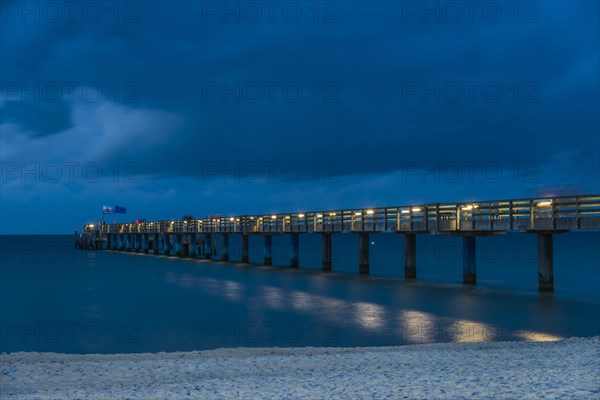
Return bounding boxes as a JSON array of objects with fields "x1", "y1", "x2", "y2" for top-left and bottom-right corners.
[{"x1": 1, "y1": 233, "x2": 598, "y2": 354}]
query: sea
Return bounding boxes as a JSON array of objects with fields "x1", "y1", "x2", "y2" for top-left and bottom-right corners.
[{"x1": 1, "y1": 232, "x2": 598, "y2": 354}]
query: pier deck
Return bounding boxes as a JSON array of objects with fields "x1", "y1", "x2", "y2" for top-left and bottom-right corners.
[{"x1": 76, "y1": 195, "x2": 600, "y2": 291}]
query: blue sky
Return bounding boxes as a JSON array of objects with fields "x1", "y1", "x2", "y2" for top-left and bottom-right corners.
[{"x1": 1, "y1": 1, "x2": 599, "y2": 233}]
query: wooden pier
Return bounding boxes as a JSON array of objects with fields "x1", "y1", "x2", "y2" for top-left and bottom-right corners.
[{"x1": 75, "y1": 195, "x2": 600, "y2": 291}]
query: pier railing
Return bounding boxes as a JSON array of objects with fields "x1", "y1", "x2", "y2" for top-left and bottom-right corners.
[{"x1": 96, "y1": 195, "x2": 600, "y2": 235}]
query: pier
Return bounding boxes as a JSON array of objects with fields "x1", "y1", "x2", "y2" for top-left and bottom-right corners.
[{"x1": 76, "y1": 195, "x2": 600, "y2": 291}]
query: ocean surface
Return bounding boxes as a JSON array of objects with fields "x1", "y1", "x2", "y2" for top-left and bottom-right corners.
[{"x1": 1, "y1": 233, "x2": 598, "y2": 354}]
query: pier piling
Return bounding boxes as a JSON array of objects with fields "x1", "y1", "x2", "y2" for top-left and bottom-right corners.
[
  {"x1": 322, "y1": 233, "x2": 332, "y2": 272},
  {"x1": 290, "y1": 233, "x2": 300, "y2": 268},
  {"x1": 173, "y1": 234, "x2": 182, "y2": 256},
  {"x1": 151, "y1": 234, "x2": 158, "y2": 254},
  {"x1": 162, "y1": 234, "x2": 171, "y2": 255},
  {"x1": 221, "y1": 233, "x2": 229, "y2": 261},
  {"x1": 538, "y1": 233, "x2": 554, "y2": 291},
  {"x1": 359, "y1": 232, "x2": 370, "y2": 275},
  {"x1": 204, "y1": 234, "x2": 213, "y2": 259},
  {"x1": 141, "y1": 234, "x2": 148, "y2": 253},
  {"x1": 188, "y1": 234, "x2": 197, "y2": 258},
  {"x1": 404, "y1": 233, "x2": 417, "y2": 279},
  {"x1": 462, "y1": 236, "x2": 477, "y2": 284},
  {"x1": 264, "y1": 235, "x2": 273, "y2": 265},
  {"x1": 241, "y1": 234, "x2": 249, "y2": 263}
]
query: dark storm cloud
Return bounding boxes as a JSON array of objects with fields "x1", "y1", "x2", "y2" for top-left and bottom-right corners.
[
  {"x1": 0, "y1": 1, "x2": 600, "y2": 233},
  {"x1": 2, "y1": 2, "x2": 598, "y2": 174}
]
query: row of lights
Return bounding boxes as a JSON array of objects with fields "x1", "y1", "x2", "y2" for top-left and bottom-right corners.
[
  {"x1": 113, "y1": 199, "x2": 556, "y2": 228},
  {"x1": 212, "y1": 201, "x2": 552, "y2": 222}
]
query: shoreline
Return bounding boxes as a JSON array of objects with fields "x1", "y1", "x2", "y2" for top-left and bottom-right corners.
[{"x1": 2, "y1": 337, "x2": 598, "y2": 399}]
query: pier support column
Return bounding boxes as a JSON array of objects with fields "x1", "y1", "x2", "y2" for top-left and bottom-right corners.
[
  {"x1": 134, "y1": 234, "x2": 141, "y2": 252},
  {"x1": 182, "y1": 235, "x2": 190, "y2": 257},
  {"x1": 124, "y1": 234, "x2": 131, "y2": 251},
  {"x1": 141, "y1": 234, "x2": 148, "y2": 253},
  {"x1": 162, "y1": 234, "x2": 171, "y2": 255},
  {"x1": 198, "y1": 235, "x2": 206, "y2": 258},
  {"x1": 358, "y1": 232, "x2": 370, "y2": 275},
  {"x1": 290, "y1": 233, "x2": 300, "y2": 268},
  {"x1": 204, "y1": 234, "x2": 213, "y2": 259},
  {"x1": 322, "y1": 233, "x2": 332, "y2": 272},
  {"x1": 107, "y1": 234, "x2": 113, "y2": 250},
  {"x1": 263, "y1": 235, "x2": 273, "y2": 265},
  {"x1": 173, "y1": 234, "x2": 182, "y2": 256},
  {"x1": 188, "y1": 234, "x2": 197, "y2": 258},
  {"x1": 404, "y1": 233, "x2": 417, "y2": 279},
  {"x1": 462, "y1": 236, "x2": 476, "y2": 284},
  {"x1": 241, "y1": 234, "x2": 249, "y2": 263},
  {"x1": 151, "y1": 234, "x2": 158, "y2": 254},
  {"x1": 538, "y1": 233, "x2": 554, "y2": 291},
  {"x1": 221, "y1": 233, "x2": 229, "y2": 261},
  {"x1": 155, "y1": 234, "x2": 163, "y2": 254}
]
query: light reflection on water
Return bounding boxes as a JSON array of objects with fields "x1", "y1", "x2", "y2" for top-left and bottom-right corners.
[
  {"x1": 0, "y1": 235, "x2": 594, "y2": 353},
  {"x1": 162, "y1": 265, "x2": 572, "y2": 347}
]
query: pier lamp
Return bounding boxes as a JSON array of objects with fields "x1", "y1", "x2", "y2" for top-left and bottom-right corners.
[
  {"x1": 366, "y1": 210, "x2": 374, "y2": 215},
  {"x1": 271, "y1": 215, "x2": 277, "y2": 219},
  {"x1": 401, "y1": 209, "x2": 410, "y2": 214},
  {"x1": 298, "y1": 214, "x2": 305, "y2": 218},
  {"x1": 411, "y1": 207, "x2": 422, "y2": 212},
  {"x1": 537, "y1": 200, "x2": 552, "y2": 207},
  {"x1": 354, "y1": 211, "x2": 362, "y2": 216}
]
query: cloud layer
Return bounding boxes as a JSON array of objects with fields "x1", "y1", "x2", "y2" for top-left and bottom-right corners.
[{"x1": 1, "y1": 1, "x2": 598, "y2": 233}]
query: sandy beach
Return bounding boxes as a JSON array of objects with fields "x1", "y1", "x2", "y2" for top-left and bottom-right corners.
[{"x1": 1, "y1": 337, "x2": 598, "y2": 399}]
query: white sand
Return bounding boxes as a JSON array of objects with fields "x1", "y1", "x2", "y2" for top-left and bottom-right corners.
[{"x1": 1, "y1": 337, "x2": 599, "y2": 399}]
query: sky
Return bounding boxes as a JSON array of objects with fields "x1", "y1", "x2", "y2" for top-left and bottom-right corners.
[{"x1": 1, "y1": 1, "x2": 599, "y2": 234}]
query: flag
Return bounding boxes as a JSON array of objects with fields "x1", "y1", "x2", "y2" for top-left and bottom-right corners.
[
  {"x1": 103, "y1": 205, "x2": 115, "y2": 214},
  {"x1": 115, "y1": 205, "x2": 127, "y2": 214}
]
